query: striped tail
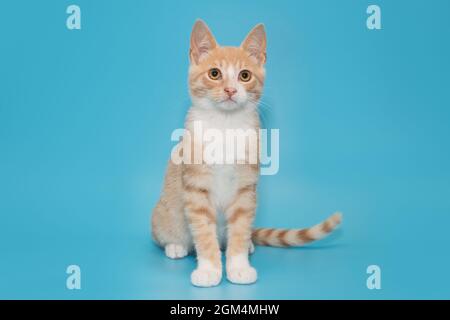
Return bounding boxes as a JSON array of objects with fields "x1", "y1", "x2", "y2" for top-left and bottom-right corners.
[{"x1": 252, "y1": 212, "x2": 342, "y2": 247}]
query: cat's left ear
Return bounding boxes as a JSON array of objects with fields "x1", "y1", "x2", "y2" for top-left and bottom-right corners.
[
  {"x1": 190, "y1": 20, "x2": 218, "y2": 65},
  {"x1": 241, "y1": 24, "x2": 267, "y2": 65}
]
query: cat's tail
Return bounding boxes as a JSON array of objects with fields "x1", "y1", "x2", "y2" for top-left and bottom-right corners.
[{"x1": 252, "y1": 212, "x2": 342, "y2": 247}]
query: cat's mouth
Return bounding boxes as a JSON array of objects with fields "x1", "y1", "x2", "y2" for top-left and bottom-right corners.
[
  {"x1": 222, "y1": 97, "x2": 237, "y2": 104},
  {"x1": 215, "y1": 97, "x2": 242, "y2": 111}
]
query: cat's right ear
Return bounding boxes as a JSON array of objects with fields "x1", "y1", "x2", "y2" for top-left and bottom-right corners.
[
  {"x1": 241, "y1": 24, "x2": 267, "y2": 65},
  {"x1": 190, "y1": 20, "x2": 217, "y2": 65}
]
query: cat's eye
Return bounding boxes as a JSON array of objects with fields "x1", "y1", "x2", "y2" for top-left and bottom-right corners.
[
  {"x1": 208, "y1": 68, "x2": 222, "y2": 80},
  {"x1": 239, "y1": 70, "x2": 252, "y2": 82}
]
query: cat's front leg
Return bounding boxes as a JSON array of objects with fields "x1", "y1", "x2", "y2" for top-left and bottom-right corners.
[
  {"x1": 183, "y1": 166, "x2": 222, "y2": 287},
  {"x1": 225, "y1": 183, "x2": 258, "y2": 285},
  {"x1": 186, "y1": 198, "x2": 222, "y2": 287}
]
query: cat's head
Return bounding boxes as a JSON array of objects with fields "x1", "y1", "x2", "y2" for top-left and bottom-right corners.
[{"x1": 189, "y1": 20, "x2": 266, "y2": 112}]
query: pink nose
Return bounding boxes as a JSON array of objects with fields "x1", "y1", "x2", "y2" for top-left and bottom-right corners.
[{"x1": 224, "y1": 87, "x2": 237, "y2": 97}]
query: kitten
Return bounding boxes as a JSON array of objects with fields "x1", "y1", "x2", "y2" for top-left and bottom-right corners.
[{"x1": 151, "y1": 20, "x2": 342, "y2": 287}]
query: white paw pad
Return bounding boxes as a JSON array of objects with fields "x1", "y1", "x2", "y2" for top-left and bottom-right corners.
[
  {"x1": 249, "y1": 242, "x2": 255, "y2": 254},
  {"x1": 227, "y1": 266, "x2": 258, "y2": 284},
  {"x1": 191, "y1": 268, "x2": 222, "y2": 287},
  {"x1": 165, "y1": 244, "x2": 188, "y2": 259}
]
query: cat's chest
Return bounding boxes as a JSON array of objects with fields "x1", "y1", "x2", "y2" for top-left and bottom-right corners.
[
  {"x1": 187, "y1": 108, "x2": 257, "y2": 210},
  {"x1": 201, "y1": 115, "x2": 245, "y2": 210},
  {"x1": 200, "y1": 111, "x2": 253, "y2": 133},
  {"x1": 210, "y1": 164, "x2": 238, "y2": 212}
]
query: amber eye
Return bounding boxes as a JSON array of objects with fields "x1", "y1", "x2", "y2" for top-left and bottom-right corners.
[
  {"x1": 239, "y1": 70, "x2": 252, "y2": 82},
  {"x1": 208, "y1": 68, "x2": 222, "y2": 80}
]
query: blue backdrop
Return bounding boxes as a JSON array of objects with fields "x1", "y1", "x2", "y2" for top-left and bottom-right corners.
[{"x1": 1, "y1": 0, "x2": 449, "y2": 299}]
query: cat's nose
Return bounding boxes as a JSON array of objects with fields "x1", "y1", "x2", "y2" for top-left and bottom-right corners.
[{"x1": 224, "y1": 87, "x2": 237, "y2": 97}]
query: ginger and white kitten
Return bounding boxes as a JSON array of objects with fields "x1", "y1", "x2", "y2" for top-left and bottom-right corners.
[{"x1": 151, "y1": 20, "x2": 342, "y2": 287}]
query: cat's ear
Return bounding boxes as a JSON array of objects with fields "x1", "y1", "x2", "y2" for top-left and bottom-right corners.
[
  {"x1": 190, "y1": 20, "x2": 217, "y2": 65},
  {"x1": 241, "y1": 24, "x2": 267, "y2": 65}
]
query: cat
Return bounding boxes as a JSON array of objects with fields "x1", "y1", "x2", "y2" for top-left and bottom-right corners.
[{"x1": 151, "y1": 20, "x2": 342, "y2": 287}]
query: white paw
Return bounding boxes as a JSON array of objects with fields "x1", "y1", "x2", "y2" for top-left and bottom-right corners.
[
  {"x1": 165, "y1": 244, "x2": 188, "y2": 259},
  {"x1": 249, "y1": 242, "x2": 255, "y2": 254},
  {"x1": 227, "y1": 266, "x2": 258, "y2": 284},
  {"x1": 191, "y1": 268, "x2": 222, "y2": 287}
]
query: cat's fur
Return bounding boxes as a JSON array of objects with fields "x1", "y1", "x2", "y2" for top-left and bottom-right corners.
[{"x1": 151, "y1": 20, "x2": 342, "y2": 287}]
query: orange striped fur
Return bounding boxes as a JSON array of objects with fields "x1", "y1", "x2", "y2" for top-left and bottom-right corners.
[{"x1": 252, "y1": 212, "x2": 342, "y2": 247}]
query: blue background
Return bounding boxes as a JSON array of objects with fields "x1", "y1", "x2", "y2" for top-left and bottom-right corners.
[{"x1": 1, "y1": 0, "x2": 449, "y2": 299}]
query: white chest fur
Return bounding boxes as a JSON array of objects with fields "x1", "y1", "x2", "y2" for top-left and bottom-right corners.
[
  {"x1": 187, "y1": 106, "x2": 256, "y2": 209},
  {"x1": 211, "y1": 164, "x2": 238, "y2": 248},
  {"x1": 186, "y1": 106, "x2": 259, "y2": 245},
  {"x1": 210, "y1": 164, "x2": 238, "y2": 211}
]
